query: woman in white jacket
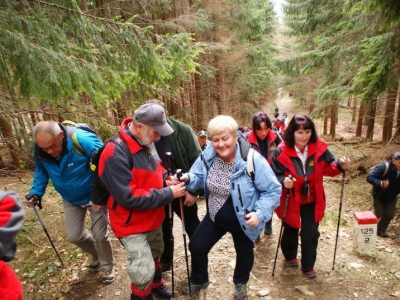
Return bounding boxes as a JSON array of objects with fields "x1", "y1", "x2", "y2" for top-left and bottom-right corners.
[{"x1": 178, "y1": 115, "x2": 281, "y2": 300}]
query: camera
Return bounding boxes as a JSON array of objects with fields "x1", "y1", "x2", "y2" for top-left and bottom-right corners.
[{"x1": 302, "y1": 182, "x2": 309, "y2": 195}]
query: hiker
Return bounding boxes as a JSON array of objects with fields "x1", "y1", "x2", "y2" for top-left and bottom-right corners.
[
  {"x1": 177, "y1": 115, "x2": 281, "y2": 300},
  {"x1": 238, "y1": 125, "x2": 251, "y2": 135},
  {"x1": 146, "y1": 99, "x2": 202, "y2": 273},
  {"x1": 0, "y1": 190, "x2": 24, "y2": 300},
  {"x1": 246, "y1": 111, "x2": 281, "y2": 240},
  {"x1": 24, "y1": 121, "x2": 115, "y2": 283},
  {"x1": 197, "y1": 129, "x2": 210, "y2": 151},
  {"x1": 270, "y1": 114, "x2": 350, "y2": 278},
  {"x1": 366, "y1": 152, "x2": 400, "y2": 238},
  {"x1": 98, "y1": 103, "x2": 186, "y2": 300}
]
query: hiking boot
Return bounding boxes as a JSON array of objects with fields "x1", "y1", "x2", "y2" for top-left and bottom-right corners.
[
  {"x1": 304, "y1": 269, "x2": 317, "y2": 278},
  {"x1": 102, "y1": 266, "x2": 116, "y2": 284},
  {"x1": 255, "y1": 235, "x2": 261, "y2": 243},
  {"x1": 182, "y1": 281, "x2": 210, "y2": 295},
  {"x1": 285, "y1": 258, "x2": 299, "y2": 267},
  {"x1": 264, "y1": 222, "x2": 272, "y2": 235},
  {"x1": 234, "y1": 283, "x2": 248, "y2": 300},
  {"x1": 152, "y1": 284, "x2": 172, "y2": 299},
  {"x1": 87, "y1": 259, "x2": 100, "y2": 272},
  {"x1": 377, "y1": 230, "x2": 389, "y2": 238},
  {"x1": 160, "y1": 262, "x2": 171, "y2": 272}
]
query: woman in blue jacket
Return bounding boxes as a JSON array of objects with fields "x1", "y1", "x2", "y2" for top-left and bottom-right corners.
[{"x1": 178, "y1": 115, "x2": 281, "y2": 300}]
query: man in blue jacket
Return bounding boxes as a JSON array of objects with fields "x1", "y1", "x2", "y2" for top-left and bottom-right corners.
[
  {"x1": 367, "y1": 151, "x2": 400, "y2": 238},
  {"x1": 24, "y1": 121, "x2": 115, "y2": 283}
]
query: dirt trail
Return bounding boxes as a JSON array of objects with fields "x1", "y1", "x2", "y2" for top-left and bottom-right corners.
[{"x1": 79, "y1": 94, "x2": 400, "y2": 300}]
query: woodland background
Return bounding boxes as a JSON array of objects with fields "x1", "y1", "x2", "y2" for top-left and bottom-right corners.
[
  {"x1": 1, "y1": 0, "x2": 400, "y2": 171},
  {"x1": 3, "y1": 1, "x2": 400, "y2": 299}
]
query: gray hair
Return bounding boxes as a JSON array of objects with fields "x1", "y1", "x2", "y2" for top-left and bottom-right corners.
[
  {"x1": 145, "y1": 99, "x2": 166, "y2": 110},
  {"x1": 207, "y1": 115, "x2": 238, "y2": 138},
  {"x1": 33, "y1": 121, "x2": 61, "y2": 139}
]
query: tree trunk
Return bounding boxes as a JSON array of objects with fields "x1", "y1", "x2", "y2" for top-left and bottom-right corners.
[
  {"x1": 0, "y1": 116, "x2": 19, "y2": 169},
  {"x1": 323, "y1": 108, "x2": 328, "y2": 135},
  {"x1": 395, "y1": 79, "x2": 400, "y2": 138},
  {"x1": 356, "y1": 101, "x2": 364, "y2": 137},
  {"x1": 194, "y1": 69, "x2": 203, "y2": 130},
  {"x1": 329, "y1": 103, "x2": 337, "y2": 137},
  {"x1": 382, "y1": 91, "x2": 396, "y2": 142},
  {"x1": 80, "y1": 0, "x2": 88, "y2": 13},
  {"x1": 215, "y1": 59, "x2": 223, "y2": 115},
  {"x1": 351, "y1": 96, "x2": 357, "y2": 123},
  {"x1": 365, "y1": 99, "x2": 377, "y2": 141}
]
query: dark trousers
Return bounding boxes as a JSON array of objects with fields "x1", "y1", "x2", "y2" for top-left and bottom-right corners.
[
  {"x1": 281, "y1": 202, "x2": 319, "y2": 272},
  {"x1": 374, "y1": 197, "x2": 397, "y2": 232},
  {"x1": 161, "y1": 198, "x2": 200, "y2": 263},
  {"x1": 188, "y1": 213, "x2": 254, "y2": 285}
]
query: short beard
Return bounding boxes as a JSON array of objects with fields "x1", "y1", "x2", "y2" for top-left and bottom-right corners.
[{"x1": 141, "y1": 125, "x2": 153, "y2": 147}]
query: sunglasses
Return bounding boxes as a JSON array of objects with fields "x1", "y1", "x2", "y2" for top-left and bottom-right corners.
[{"x1": 294, "y1": 114, "x2": 307, "y2": 125}]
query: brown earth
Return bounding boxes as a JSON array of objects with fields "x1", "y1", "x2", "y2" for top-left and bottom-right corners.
[{"x1": 6, "y1": 95, "x2": 400, "y2": 300}]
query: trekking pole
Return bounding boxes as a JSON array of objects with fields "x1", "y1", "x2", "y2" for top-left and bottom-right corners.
[
  {"x1": 99, "y1": 207, "x2": 125, "y2": 248},
  {"x1": 32, "y1": 206, "x2": 65, "y2": 268},
  {"x1": 272, "y1": 175, "x2": 292, "y2": 276},
  {"x1": 176, "y1": 169, "x2": 192, "y2": 299},
  {"x1": 333, "y1": 170, "x2": 346, "y2": 270},
  {"x1": 165, "y1": 152, "x2": 175, "y2": 297}
]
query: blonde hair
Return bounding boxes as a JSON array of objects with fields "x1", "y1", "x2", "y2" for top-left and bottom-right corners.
[{"x1": 207, "y1": 115, "x2": 238, "y2": 137}]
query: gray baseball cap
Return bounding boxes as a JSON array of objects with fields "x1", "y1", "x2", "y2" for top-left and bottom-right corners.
[
  {"x1": 197, "y1": 130, "x2": 207, "y2": 137},
  {"x1": 393, "y1": 152, "x2": 400, "y2": 159},
  {"x1": 134, "y1": 103, "x2": 174, "y2": 136}
]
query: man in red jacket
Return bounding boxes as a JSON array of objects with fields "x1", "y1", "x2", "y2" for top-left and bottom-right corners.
[{"x1": 99, "y1": 103, "x2": 186, "y2": 300}]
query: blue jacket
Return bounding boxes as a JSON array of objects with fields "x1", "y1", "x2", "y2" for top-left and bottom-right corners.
[
  {"x1": 367, "y1": 161, "x2": 400, "y2": 201},
  {"x1": 186, "y1": 142, "x2": 281, "y2": 242},
  {"x1": 29, "y1": 125, "x2": 103, "y2": 206}
]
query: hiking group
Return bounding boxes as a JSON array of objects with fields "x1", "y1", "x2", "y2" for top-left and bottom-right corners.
[{"x1": 17, "y1": 101, "x2": 361, "y2": 300}]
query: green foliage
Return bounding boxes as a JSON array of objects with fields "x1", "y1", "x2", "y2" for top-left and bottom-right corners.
[
  {"x1": 0, "y1": 0, "x2": 202, "y2": 108},
  {"x1": 279, "y1": 0, "x2": 400, "y2": 120}
]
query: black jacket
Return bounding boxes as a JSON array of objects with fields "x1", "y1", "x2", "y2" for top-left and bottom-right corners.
[{"x1": 367, "y1": 161, "x2": 400, "y2": 201}]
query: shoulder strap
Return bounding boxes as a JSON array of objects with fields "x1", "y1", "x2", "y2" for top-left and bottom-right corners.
[
  {"x1": 382, "y1": 161, "x2": 390, "y2": 178},
  {"x1": 65, "y1": 126, "x2": 86, "y2": 156},
  {"x1": 109, "y1": 136, "x2": 133, "y2": 169},
  {"x1": 247, "y1": 148, "x2": 255, "y2": 182}
]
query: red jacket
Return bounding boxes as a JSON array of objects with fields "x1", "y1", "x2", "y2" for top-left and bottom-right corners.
[
  {"x1": 272, "y1": 139, "x2": 342, "y2": 228},
  {"x1": 99, "y1": 119, "x2": 173, "y2": 237},
  {"x1": 247, "y1": 129, "x2": 279, "y2": 162}
]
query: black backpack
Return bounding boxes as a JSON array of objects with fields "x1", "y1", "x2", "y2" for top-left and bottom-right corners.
[{"x1": 89, "y1": 136, "x2": 133, "y2": 206}]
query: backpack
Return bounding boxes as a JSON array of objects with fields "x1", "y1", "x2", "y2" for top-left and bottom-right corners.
[
  {"x1": 89, "y1": 136, "x2": 133, "y2": 206},
  {"x1": 369, "y1": 161, "x2": 389, "y2": 178},
  {"x1": 62, "y1": 120, "x2": 100, "y2": 156},
  {"x1": 62, "y1": 121, "x2": 133, "y2": 206}
]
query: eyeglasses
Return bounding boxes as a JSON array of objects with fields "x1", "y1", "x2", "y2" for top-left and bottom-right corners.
[
  {"x1": 294, "y1": 114, "x2": 307, "y2": 125},
  {"x1": 39, "y1": 138, "x2": 59, "y2": 152}
]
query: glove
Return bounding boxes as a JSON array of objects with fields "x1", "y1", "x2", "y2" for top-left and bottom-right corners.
[{"x1": 24, "y1": 194, "x2": 42, "y2": 209}]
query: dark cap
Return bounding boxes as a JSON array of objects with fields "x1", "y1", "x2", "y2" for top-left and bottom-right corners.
[
  {"x1": 134, "y1": 103, "x2": 173, "y2": 136},
  {"x1": 393, "y1": 152, "x2": 400, "y2": 159},
  {"x1": 197, "y1": 130, "x2": 207, "y2": 137}
]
